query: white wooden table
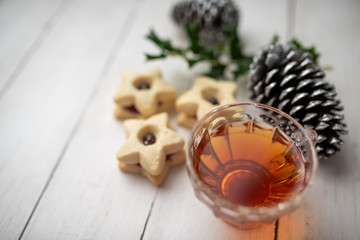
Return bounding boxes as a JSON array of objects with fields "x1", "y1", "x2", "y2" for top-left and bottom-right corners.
[{"x1": 1, "y1": 0, "x2": 359, "y2": 239}]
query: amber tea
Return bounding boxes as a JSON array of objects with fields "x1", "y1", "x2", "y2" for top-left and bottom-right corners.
[{"x1": 193, "y1": 120, "x2": 307, "y2": 207}]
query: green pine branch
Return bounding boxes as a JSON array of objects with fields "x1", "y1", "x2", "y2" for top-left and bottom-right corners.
[{"x1": 145, "y1": 24, "x2": 253, "y2": 80}]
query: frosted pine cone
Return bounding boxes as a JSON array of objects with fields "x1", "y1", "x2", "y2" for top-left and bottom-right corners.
[
  {"x1": 172, "y1": 0, "x2": 239, "y2": 44},
  {"x1": 249, "y1": 44, "x2": 347, "y2": 159}
]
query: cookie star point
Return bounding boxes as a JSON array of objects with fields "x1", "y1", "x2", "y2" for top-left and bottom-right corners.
[
  {"x1": 176, "y1": 76, "x2": 237, "y2": 128},
  {"x1": 116, "y1": 112, "x2": 185, "y2": 185},
  {"x1": 114, "y1": 68, "x2": 177, "y2": 119}
]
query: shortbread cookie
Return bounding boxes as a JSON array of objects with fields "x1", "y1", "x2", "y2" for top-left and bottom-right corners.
[
  {"x1": 177, "y1": 112, "x2": 198, "y2": 129},
  {"x1": 116, "y1": 112, "x2": 185, "y2": 185},
  {"x1": 114, "y1": 68, "x2": 177, "y2": 119},
  {"x1": 119, "y1": 150, "x2": 185, "y2": 185},
  {"x1": 176, "y1": 76, "x2": 237, "y2": 128}
]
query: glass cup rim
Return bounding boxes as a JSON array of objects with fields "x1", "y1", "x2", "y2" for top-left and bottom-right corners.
[{"x1": 187, "y1": 102, "x2": 319, "y2": 220}]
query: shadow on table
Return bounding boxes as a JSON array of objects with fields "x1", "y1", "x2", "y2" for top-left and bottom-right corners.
[{"x1": 319, "y1": 133, "x2": 357, "y2": 180}]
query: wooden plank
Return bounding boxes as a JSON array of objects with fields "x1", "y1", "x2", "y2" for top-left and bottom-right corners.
[
  {"x1": 19, "y1": 0, "x2": 190, "y2": 239},
  {"x1": 236, "y1": 0, "x2": 288, "y2": 102},
  {"x1": 143, "y1": 0, "x2": 287, "y2": 239},
  {"x1": 0, "y1": 0, "x2": 66, "y2": 96},
  {"x1": 278, "y1": 0, "x2": 360, "y2": 239},
  {"x1": 0, "y1": 0, "x2": 137, "y2": 238}
]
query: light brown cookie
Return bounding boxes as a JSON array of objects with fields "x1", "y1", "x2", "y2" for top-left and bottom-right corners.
[
  {"x1": 176, "y1": 76, "x2": 237, "y2": 128},
  {"x1": 116, "y1": 112, "x2": 185, "y2": 185},
  {"x1": 176, "y1": 112, "x2": 198, "y2": 129},
  {"x1": 114, "y1": 68, "x2": 177, "y2": 119},
  {"x1": 119, "y1": 150, "x2": 185, "y2": 185}
]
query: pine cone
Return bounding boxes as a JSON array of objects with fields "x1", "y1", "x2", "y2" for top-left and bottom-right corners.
[
  {"x1": 248, "y1": 44, "x2": 347, "y2": 159},
  {"x1": 172, "y1": 0, "x2": 239, "y2": 44}
]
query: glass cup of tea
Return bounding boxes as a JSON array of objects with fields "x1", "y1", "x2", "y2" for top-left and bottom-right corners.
[{"x1": 187, "y1": 103, "x2": 318, "y2": 229}]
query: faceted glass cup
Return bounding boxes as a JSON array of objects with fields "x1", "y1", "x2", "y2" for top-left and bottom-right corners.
[{"x1": 187, "y1": 103, "x2": 318, "y2": 229}]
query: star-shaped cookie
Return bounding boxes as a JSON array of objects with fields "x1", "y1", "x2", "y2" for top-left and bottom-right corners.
[
  {"x1": 176, "y1": 76, "x2": 237, "y2": 128},
  {"x1": 114, "y1": 68, "x2": 177, "y2": 119},
  {"x1": 116, "y1": 112, "x2": 185, "y2": 185}
]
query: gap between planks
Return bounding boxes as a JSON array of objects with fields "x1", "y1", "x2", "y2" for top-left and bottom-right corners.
[
  {"x1": 286, "y1": 0, "x2": 297, "y2": 40},
  {"x1": 274, "y1": 219, "x2": 279, "y2": 240},
  {"x1": 0, "y1": 0, "x2": 72, "y2": 101},
  {"x1": 16, "y1": 0, "x2": 142, "y2": 238},
  {"x1": 140, "y1": 189, "x2": 159, "y2": 240}
]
